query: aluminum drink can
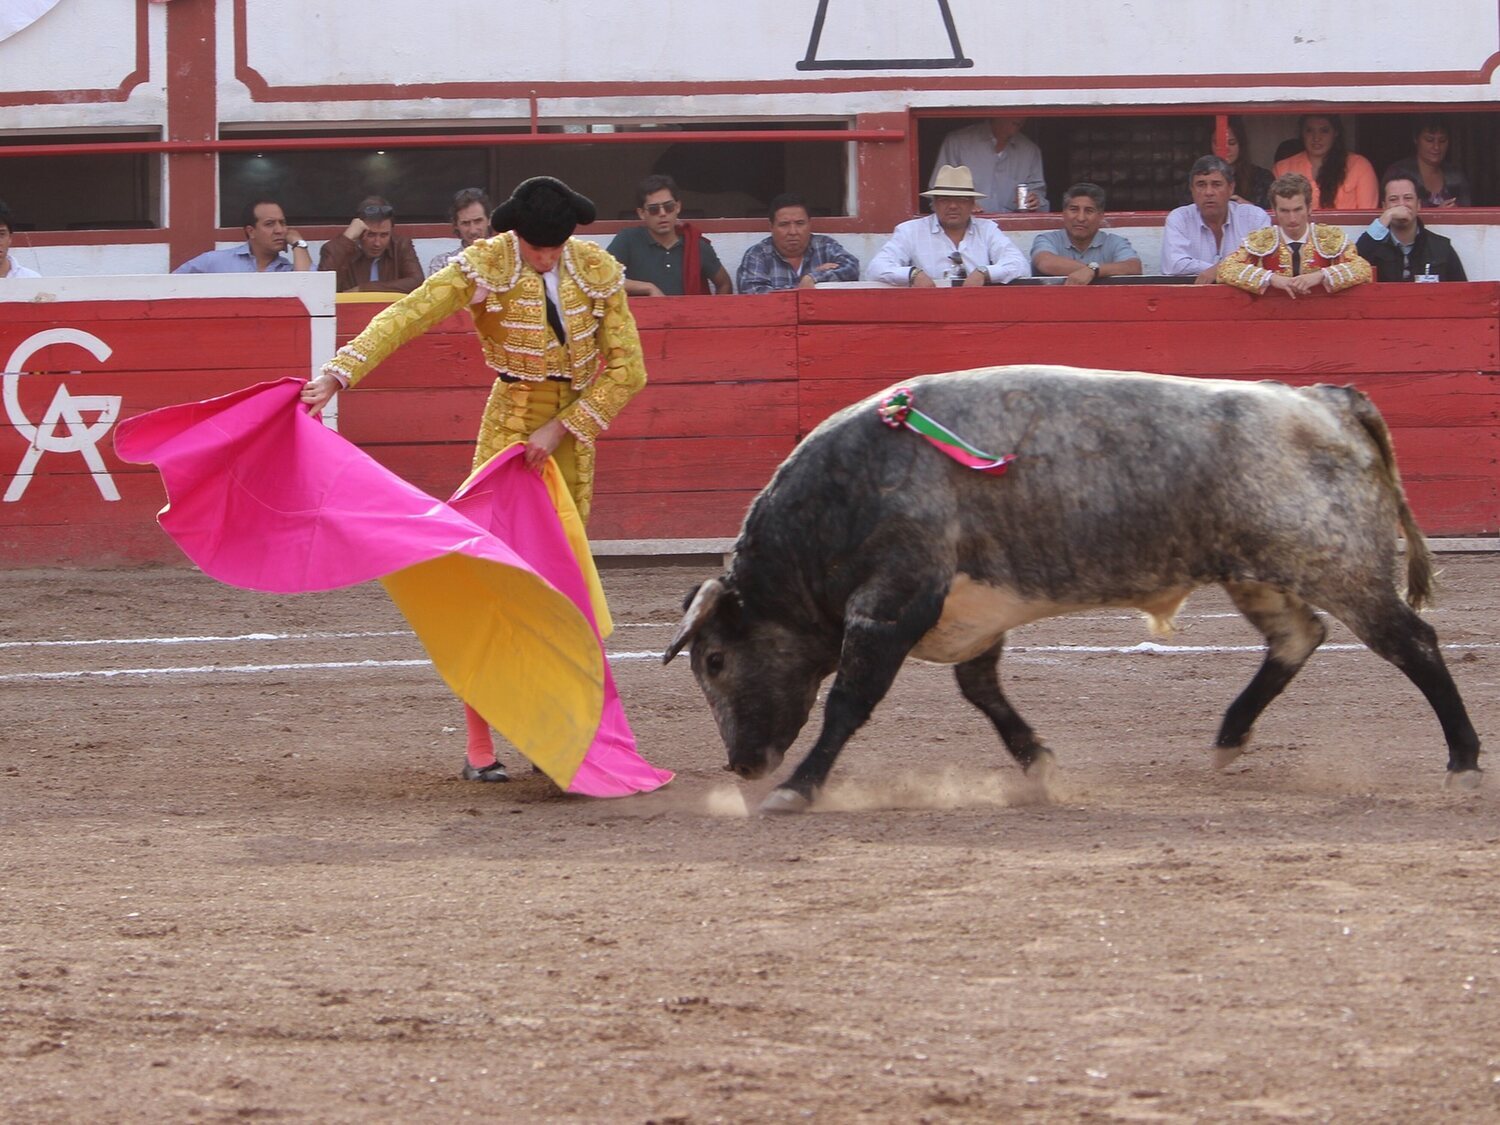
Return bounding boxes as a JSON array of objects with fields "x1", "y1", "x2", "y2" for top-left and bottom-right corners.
[{"x1": 1016, "y1": 184, "x2": 1028, "y2": 210}]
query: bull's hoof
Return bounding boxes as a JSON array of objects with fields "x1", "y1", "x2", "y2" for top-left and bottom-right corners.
[
  {"x1": 1212, "y1": 744, "x2": 1246, "y2": 771},
  {"x1": 1023, "y1": 748, "x2": 1057, "y2": 782},
  {"x1": 758, "y1": 788, "x2": 813, "y2": 815},
  {"x1": 1444, "y1": 768, "x2": 1483, "y2": 790}
]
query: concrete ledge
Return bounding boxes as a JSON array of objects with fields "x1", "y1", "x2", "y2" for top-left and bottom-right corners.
[
  {"x1": 1413, "y1": 538, "x2": 1498, "y2": 553},
  {"x1": 591, "y1": 539, "x2": 736, "y2": 558},
  {"x1": 591, "y1": 537, "x2": 1498, "y2": 560}
]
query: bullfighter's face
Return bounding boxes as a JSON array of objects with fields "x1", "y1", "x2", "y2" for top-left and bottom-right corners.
[{"x1": 1272, "y1": 194, "x2": 1311, "y2": 242}]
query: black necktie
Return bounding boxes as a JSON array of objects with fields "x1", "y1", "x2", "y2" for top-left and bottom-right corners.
[
  {"x1": 545, "y1": 293, "x2": 566, "y2": 343},
  {"x1": 1289, "y1": 241, "x2": 1303, "y2": 277}
]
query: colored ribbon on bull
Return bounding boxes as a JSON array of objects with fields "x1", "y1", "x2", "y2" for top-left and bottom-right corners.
[
  {"x1": 877, "y1": 386, "x2": 1015, "y2": 474},
  {"x1": 113, "y1": 377, "x2": 672, "y2": 798}
]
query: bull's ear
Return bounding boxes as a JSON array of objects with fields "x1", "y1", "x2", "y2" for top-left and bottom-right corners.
[{"x1": 663, "y1": 578, "x2": 726, "y2": 664}]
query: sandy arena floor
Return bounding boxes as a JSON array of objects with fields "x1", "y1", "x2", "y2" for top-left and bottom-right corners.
[{"x1": 2, "y1": 555, "x2": 1498, "y2": 1123}]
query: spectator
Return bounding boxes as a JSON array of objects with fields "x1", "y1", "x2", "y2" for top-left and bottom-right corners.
[
  {"x1": 736, "y1": 193, "x2": 860, "y2": 293},
  {"x1": 1218, "y1": 172, "x2": 1371, "y2": 296},
  {"x1": 931, "y1": 116, "x2": 1048, "y2": 212},
  {"x1": 1029, "y1": 183, "x2": 1142, "y2": 285},
  {"x1": 1355, "y1": 173, "x2": 1467, "y2": 282},
  {"x1": 173, "y1": 199, "x2": 312, "y2": 275},
  {"x1": 1161, "y1": 156, "x2": 1271, "y2": 284},
  {"x1": 1271, "y1": 114, "x2": 1378, "y2": 210},
  {"x1": 607, "y1": 175, "x2": 732, "y2": 296},
  {"x1": 0, "y1": 200, "x2": 39, "y2": 278},
  {"x1": 867, "y1": 164, "x2": 1028, "y2": 288},
  {"x1": 428, "y1": 187, "x2": 493, "y2": 276},
  {"x1": 317, "y1": 196, "x2": 423, "y2": 294},
  {"x1": 1214, "y1": 115, "x2": 1273, "y2": 209},
  {"x1": 1383, "y1": 118, "x2": 1473, "y2": 209}
]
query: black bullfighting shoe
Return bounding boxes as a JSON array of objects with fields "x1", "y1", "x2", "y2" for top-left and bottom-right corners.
[{"x1": 461, "y1": 759, "x2": 511, "y2": 782}]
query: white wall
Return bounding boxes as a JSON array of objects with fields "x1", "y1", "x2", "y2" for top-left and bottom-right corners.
[
  {"x1": 0, "y1": 0, "x2": 165, "y2": 130},
  {"x1": 215, "y1": 1, "x2": 1500, "y2": 123}
]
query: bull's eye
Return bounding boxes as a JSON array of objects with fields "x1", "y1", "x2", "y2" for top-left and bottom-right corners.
[{"x1": 705, "y1": 651, "x2": 725, "y2": 676}]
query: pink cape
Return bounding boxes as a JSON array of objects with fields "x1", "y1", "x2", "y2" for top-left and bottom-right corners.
[{"x1": 114, "y1": 377, "x2": 672, "y2": 797}]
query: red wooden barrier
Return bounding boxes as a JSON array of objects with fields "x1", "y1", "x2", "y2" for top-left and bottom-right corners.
[
  {"x1": 0, "y1": 277, "x2": 332, "y2": 565},
  {"x1": 0, "y1": 279, "x2": 1495, "y2": 567},
  {"x1": 339, "y1": 285, "x2": 1499, "y2": 540}
]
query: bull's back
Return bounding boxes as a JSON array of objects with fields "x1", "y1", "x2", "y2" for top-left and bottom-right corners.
[{"x1": 769, "y1": 365, "x2": 1401, "y2": 606}]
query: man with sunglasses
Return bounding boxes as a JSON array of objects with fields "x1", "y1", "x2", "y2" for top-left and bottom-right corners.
[
  {"x1": 317, "y1": 195, "x2": 423, "y2": 294},
  {"x1": 606, "y1": 175, "x2": 733, "y2": 296}
]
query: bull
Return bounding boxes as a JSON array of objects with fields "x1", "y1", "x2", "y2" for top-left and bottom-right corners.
[{"x1": 663, "y1": 365, "x2": 1482, "y2": 813}]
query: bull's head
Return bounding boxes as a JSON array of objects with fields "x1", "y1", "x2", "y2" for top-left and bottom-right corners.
[{"x1": 663, "y1": 578, "x2": 827, "y2": 780}]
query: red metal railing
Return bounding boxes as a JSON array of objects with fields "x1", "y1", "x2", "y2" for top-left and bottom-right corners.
[{"x1": 0, "y1": 129, "x2": 902, "y2": 159}]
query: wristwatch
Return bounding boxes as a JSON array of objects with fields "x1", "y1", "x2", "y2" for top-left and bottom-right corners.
[
  {"x1": 288, "y1": 239, "x2": 309, "y2": 250},
  {"x1": 1087, "y1": 261, "x2": 1099, "y2": 277}
]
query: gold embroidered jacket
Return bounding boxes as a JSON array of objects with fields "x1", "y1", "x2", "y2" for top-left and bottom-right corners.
[
  {"x1": 322, "y1": 233, "x2": 646, "y2": 445},
  {"x1": 1217, "y1": 223, "x2": 1372, "y2": 294}
]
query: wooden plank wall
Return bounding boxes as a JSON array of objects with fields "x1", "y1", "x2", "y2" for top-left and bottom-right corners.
[
  {"x1": 0, "y1": 284, "x2": 1495, "y2": 568},
  {"x1": 0, "y1": 296, "x2": 314, "y2": 565},
  {"x1": 340, "y1": 284, "x2": 1498, "y2": 540}
]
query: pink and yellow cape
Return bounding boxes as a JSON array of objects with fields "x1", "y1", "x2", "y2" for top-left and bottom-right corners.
[{"x1": 114, "y1": 377, "x2": 672, "y2": 797}]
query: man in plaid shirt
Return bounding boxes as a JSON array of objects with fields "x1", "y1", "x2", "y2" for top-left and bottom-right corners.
[{"x1": 736, "y1": 193, "x2": 861, "y2": 293}]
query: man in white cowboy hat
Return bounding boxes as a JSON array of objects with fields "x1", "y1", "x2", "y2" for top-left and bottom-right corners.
[{"x1": 867, "y1": 164, "x2": 1029, "y2": 287}]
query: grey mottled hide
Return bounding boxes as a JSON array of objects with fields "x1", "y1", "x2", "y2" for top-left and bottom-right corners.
[{"x1": 666, "y1": 364, "x2": 1480, "y2": 807}]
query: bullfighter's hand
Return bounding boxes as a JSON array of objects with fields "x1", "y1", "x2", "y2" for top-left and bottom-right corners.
[
  {"x1": 524, "y1": 418, "x2": 566, "y2": 473},
  {"x1": 300, "y1": 373, "x2": 341, "y2": 416},
  {"x1": 1291, "y1": 270, "x2": 1325, "y2": 295},
  {"x1": 1267, "y1": 273, "x2": 1300, "y2": 299}
]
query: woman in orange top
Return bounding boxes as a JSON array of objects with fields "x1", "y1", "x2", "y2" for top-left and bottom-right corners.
[{"x1": 1272, "y1": 114, "x2": 1377, "y2": 210}]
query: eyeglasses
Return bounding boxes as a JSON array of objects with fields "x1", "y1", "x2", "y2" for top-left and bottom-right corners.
[
  {"x1": 359, "y1": 204, "x2": 395, "y2": 219},
  {"x1": 642, "y1": 200, "x2": 681, "y2": 216}
]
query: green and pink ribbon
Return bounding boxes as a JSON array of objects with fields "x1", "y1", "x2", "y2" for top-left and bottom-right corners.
[{"x1": 877, "y1": 387, "x2": 1015, "y2": 475}]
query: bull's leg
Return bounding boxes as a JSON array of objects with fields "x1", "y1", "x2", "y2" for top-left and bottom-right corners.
[
  {"x1": 953, "y1": 640, "x2": 1052, "y2": 774},
  {"x1": 1214, "y1": 581, "x2": 1327, "y2": 766},
  {"x1": 762, "y1": 584, "x2": 948, "y2": 814},
  {"x1": 1324, "y1": 590, "x2": 1481, "y2": 779}
]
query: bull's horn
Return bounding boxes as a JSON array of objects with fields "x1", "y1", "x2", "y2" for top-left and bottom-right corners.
[{"x1": 662, "y1": 578, "x2": 725, "y2": 664}]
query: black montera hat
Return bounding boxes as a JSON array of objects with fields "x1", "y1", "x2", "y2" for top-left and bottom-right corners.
[{"x1": 491, "y1": 176, "x2": 597, "y2": 248}]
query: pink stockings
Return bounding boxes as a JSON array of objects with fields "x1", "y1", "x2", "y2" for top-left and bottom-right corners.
[{"x1": 464, "y1": 703, "x2": 496, "y2": 768}]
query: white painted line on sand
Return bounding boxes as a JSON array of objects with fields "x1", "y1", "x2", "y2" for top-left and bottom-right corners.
[
  {"x1": 3, "y1": 642, "x2": 1493, "y2": 684},
  {"x1": 0, "y1": 629, "x2": 412, "y2": 650}
]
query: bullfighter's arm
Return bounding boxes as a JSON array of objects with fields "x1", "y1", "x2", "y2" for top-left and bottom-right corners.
[
  {"x1": 1316, "y1": 230, "x2": 1373, "y2": 293},
  {"x1": 319, "y1": 263, "x2": 474, "y2": 387},
  {"x1": 557, "y1": 286, "x2": 648, "y2": 445},
  {"x1": 1217, "y1": 237, "x2": 1275, "y2": 293}
]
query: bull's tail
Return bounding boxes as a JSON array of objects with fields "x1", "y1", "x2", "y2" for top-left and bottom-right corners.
[{"x1": 1343, "y1": 388, "x2": 1435, "y2": 610}]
